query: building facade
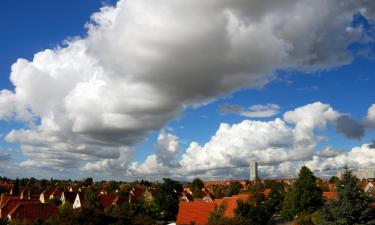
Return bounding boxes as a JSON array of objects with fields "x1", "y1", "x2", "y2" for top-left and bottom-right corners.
[{"x1": 249, "y1": 161, "x2": 258, "y2": 181}]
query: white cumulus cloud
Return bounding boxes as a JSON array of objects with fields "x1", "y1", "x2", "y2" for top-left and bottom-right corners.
[{"x1": 0, "y1": 0, "x2": 374, "y2": 177}]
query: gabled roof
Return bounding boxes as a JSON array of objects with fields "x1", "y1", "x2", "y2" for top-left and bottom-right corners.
[
  {"x1": 8, "y1": 202, "x2": 57, "y2": 222},
  {"x1": 99, "y1": 193, "x2": 117, "y2": 209},
  {"x1": 50, "y1": 189, "x2": 63, "y2": 198},
  {"x1": 62, "y1": 192, "x2": 78, "y2": 204},
  {"x1": 0, "y1": 199, "x2": 38, "y2": 219},
  {"x1": 214, "y1": 194, "x2": 251, "y2": 218},
  {"x1": 176, "y1": 201, "x2": 216, "y2": 225},
  {"x1": 0, "y1": 195, "x2": 19, "y2": 208}
]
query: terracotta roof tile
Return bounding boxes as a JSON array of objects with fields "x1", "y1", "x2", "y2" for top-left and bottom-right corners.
[
  {"x1": 176, "y1": 201, "x2": 216, "y2": 225},
  {"x1": 0, "y1": 199, "x2": 38, "y2": 219},
  {"x1": 8, "y1": 202, "x2": 57, "y2": 223},
  {"x1": 99, "y1": 193, "x2": 117, "y2": 209},
  {"x1": 323, "y1": 192, "x2": 337, "y2": 200}
]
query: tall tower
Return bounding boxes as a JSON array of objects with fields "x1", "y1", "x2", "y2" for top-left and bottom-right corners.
[{"x1": 249, "y1": 161, "x2": 258, "y2": 181}]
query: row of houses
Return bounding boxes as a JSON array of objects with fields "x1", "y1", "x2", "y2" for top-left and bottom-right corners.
[
  {"x1": 0, "y1": 183, "x2": 157, "y2": 224},
  {"x1": 175, "y1": 180, "x2": 375, "y2": 225}
]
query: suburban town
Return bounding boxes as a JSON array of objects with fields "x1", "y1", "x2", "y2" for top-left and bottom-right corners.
[
  {"x1": 2, "y1": 0, "x2": 375, "y2": 225},
  {"x1": 0, "y1": 163, "x2": 374, "y2": 224}
]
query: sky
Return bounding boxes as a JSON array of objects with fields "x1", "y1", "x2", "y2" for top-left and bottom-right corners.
[{"x1": 0, "y1": 0, "x2": 375, "y2": 181}]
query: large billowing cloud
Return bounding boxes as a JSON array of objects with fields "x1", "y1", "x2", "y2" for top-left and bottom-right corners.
[
  {"x1": 0, "y1": 0, "x2": 375, "y2": 177},
  {"x1": 179, "y1": 102, "x2": 339, "y2": 174},
  {"x1": 129, "y1": 102, "x2": 375, "y2": 179}
]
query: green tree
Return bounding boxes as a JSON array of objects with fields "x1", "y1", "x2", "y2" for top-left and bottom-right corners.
[
  {"x1": 213, "y1": 187, "x2": 224, "y2": 199},
  {"x1": 107, "y1": 180, "x2": 119, "y2": 193},
  {"x1": 281, "y1": 166, "x2": 323, "y2": 221},
  {"x1": 154, "y1": 178, "x2": 183, "y2": 220},
  {"x1": 264, "y1": 181, "x2": 285, "y2": 213},
  {"x1": 191, "y1": 178, "x2": 204, "y2": 198},
  {"x1": 315, "y1": 169, "x2": 375, "y2": 225},
  {"x1": 329, "y1": 176, "x2": 339, "y2": 184},
  {"x1": 84, "y1": 189, "x2": 103, "y2": 211},
  {"x1": 49, "y1": 197, "x2": 62, "y2": 206},
  {"x1": 83, "y1": 177, "x2": 93, "y2": 186},
  {"x1": 224, "y1": 182, "x2": 242, "y2": 197},
  {"x1": 12, "y1": 178, "x2": 20, "y2": 196}
]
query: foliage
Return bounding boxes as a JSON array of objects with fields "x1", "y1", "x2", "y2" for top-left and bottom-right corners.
[
  {"x1": 212, "y1": 187, "x2": 224, "y2": 199},
  {"x1": 154, "y1": 178, "x2": 183, "y2": 220},
  {"x1": 84, "y1": 177, "x2": 93, "y2": 186},
  {"x1": 49, "y1": 197, "x2": 62, "y2": 206},
  {"x1": 107, "y1": 180, "x2": 119, "y2": 193},
  {"x1": 108, "y1": 201, "x2": 158, "y2": 225},
  {"x1": 281, "y1": 166, "x2": 323, "y2": 220},
  {"x1": 12, "y1": 177, "x2": 20, "y2": 196},
  {"x1": 0, "y1": 185, "x2": 7, "y2": 195},
  {"x1": 329, "y1": 176, "x2": 339, "y2": 184},
  {"x1": 315, "y1": 169, "x2": 375, "y2": 225},
  {"x1": 224, "y1": 182, "x2": 242, "y2": 197},
  {"x1": 191, "y1": 178, "x2": 204, "y2": 198},
  {"x1": 58, "y1": 202, "x2": 74, "y2": 216},
  {"x1": 264, "y1": 181, "x2": 286, "y2": 213},
  {"x1": 84, "y1": 189, "x2": 103, "y2": 211}
]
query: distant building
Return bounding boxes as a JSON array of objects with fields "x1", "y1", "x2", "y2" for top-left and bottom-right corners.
[
  {"x1": 249, "y1": 161, "x2": 258, "y2": 181},
  {"x1": 337, "y1": 170, "x2": 374, "y2": 180}
]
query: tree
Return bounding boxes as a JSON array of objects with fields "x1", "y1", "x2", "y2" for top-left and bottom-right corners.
[
  {"x1": 233, "y1": 181, "x2": 272, "y2": 225},
  {"x1": 224, "y1": 182, "x2": 242, "y2": 197},
  {"x1": 191, "y1": 178, "x2": 204, "y2": 198},
  {"x1": 49, "y1": 197, "x2": 62, "y2": 206},
  {"x1": 315, "y1": 169, "x2": 375, "y2": 225},
  {"x1": 83, "y1": 189, "x2": 103, "y2": 211},
  {"x1": 12, "y1": 178, "x2": 20, "y2": 196},
  {"x1": 83, "y1": 177, "x2": 93, "y2": 186},
  {"x1": 264, "y1": 181, "x2": 286, "y2": 213},
  {"x1": 154, "y1": 178, "x2": 183, "y2": 220},
  {"x1": 329, "y1": 176, "x2": 339, "y2": 184},
  {"x1": 281, "y1": 166, "x2": 323, "y2": 221},
  {"x1": 107, "y1": 180, "x2": 119, "y2": 193}
]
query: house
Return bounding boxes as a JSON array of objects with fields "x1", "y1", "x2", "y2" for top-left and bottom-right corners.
[
  {"x1": 0, "y1": 195, "x2": 19, "y2": 208},
  {"x1": 60, "y1": 192, "x2": 78, "y2": 205},
  {"x1": 202, "y1": 192, "x2": 214, "y2": 203},
  {"x1": 0, "y1": 199, "x2": 38, "y2": 219},
  {"x1": 73, "y1": 193, "x2": 84, "y2": 209},
  {"x1": 7, "y1": 202, "x2": 57, "y2": 224},
  {"x1": 49, "y1": 189, "x2": 62, "y2": 200},
  {"x1": 39, "y1": 190, "x2": 53, "y2": 203},
  {"x1": 180, "y1": 192, "x2": 193, "y2": 202},
  {"x1": 143, "y1": 187, "x2": 156, "y2": 202},
  {"x1": 217, "y1": 194, "x2": 250, "y2": 217},
  {"x1": 98, "y1": 193, "x2": 117, "y2": 210},
  {"x1": 176, "y1": 201, "x2": 216, "y2": 225},
  {"x1": 364, "y1": 182, "x2": 375, "y2": 193},
  {"x1": 176, "y1": 194, "x2": 251, "y2": 225}
]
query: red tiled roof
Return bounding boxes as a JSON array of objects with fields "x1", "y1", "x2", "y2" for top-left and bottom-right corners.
[
  {"x1": 214, "y1": 194, "x2": 251, "y2": 218},
  {"x1": 99, "y1": 193, "x2": 117, "y2": 209},
  {"x1": 323, "y1": 192, "x2": 337, "y2": 200},
  {"x1": 0, "y1": 199, "x2": 38, "y2": 219},
  {"x1": 176, "y1": 201, "x2": 216, "y2": 225},
  {"x1": 0, "y1": 195, "x2": 19, "y2": 208},
  {"x1": 50, "y1": 189, "x2": 62, "y2": 198},
  {"x1": 263, "y1": 188, "x2": 271, "y2": 197},
  {"x1": 8, "y1": 202, "x2": 57, "y2": 223}
]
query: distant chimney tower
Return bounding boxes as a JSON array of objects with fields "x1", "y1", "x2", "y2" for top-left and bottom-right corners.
[{"x1": 249, "y1": 161, "x2": 258, "y2": 181}]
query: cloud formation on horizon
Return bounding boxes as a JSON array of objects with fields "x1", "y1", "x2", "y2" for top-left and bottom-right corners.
[{"x1": 0, "y1": 0, "x2": 375, "y2": 178}]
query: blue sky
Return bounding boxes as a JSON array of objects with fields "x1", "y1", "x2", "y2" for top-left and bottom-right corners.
[{"x1": 0, "y1": 0, "x2": 375, "y2": 180}]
